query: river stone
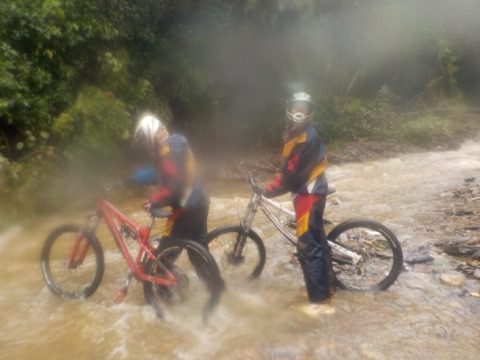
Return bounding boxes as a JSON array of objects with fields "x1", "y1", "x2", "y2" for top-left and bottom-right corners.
[
  {"x1": 473, "y1": 269, "x2": 480, "y2": 279},
  {"x1": 404, "y1": 253, "x2": 434, "y2": 264},
  {"x1": 472, "y1": 250, "x2": 480, "y2": 260},
  {"x1": 440, "y1": 272, "x2": 466, "y2": 287}
]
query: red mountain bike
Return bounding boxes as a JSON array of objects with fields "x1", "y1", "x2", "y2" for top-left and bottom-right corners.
[{"x1": 40, "y1": 192, "x2": 223, "y2": 319}]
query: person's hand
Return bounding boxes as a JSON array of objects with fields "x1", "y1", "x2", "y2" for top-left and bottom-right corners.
[{"x1": 143, "y1": 200, "x2": 152, "y2": 213}]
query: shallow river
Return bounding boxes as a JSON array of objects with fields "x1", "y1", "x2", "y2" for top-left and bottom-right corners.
[{"x1": 1, "y1": 139, "x2": 480, "y2": 360}]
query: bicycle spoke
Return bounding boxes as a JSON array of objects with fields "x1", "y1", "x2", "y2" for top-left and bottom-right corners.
[
  {"x1": 207, "y1": 227, "x2": 265, "y2": 280},
  {"x1": 144, "y1": 240, "x2": 222, "y2": 319},
  {"x1": 330, "y1": 225, "x2": 398, "y2": 290},
  {"x1": 41, "y1": 225, "x2": 104, "y2": 299}
]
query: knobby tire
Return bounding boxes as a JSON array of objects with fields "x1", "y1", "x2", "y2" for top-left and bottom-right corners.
[
  {"x1": 40, "y1": 224, "x2": 104, "y2": 299},
  {"x1": 327, "y1": 219, "x2": 403, "y2": 291},
  {"x1": 143, "y1": 238, "x2": 224, "y2": 319},
  {"x1": 206, "y1": 225, "x2": 266, "y2": 280}
]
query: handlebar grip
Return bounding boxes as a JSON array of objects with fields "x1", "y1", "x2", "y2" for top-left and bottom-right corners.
[{"x1": 247, "y1": 172, "x2": 257, "y2": 187}]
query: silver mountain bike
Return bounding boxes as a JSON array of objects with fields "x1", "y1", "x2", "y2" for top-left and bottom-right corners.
[{"x1": 207, "y1": 175, "x2": 403, "y2": 291}]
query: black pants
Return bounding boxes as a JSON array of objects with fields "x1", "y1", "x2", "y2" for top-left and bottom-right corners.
[
  {"x1": 294, "y1": 194, "x2": 335, "y2": 303},
  {"x1": 168, "y1": 205, "x2": 209, "y2": 245},
  {"x1": 164, "y1": 204, "x2": 224, "y2": 295}
]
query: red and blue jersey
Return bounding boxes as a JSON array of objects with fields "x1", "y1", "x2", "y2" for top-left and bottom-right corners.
[
  {"x1": 150, "y1": 133, "x2": 207, "y2": 209},
  {"x1": 265, "y1": 125, "x2": 328, "y2": 197}
]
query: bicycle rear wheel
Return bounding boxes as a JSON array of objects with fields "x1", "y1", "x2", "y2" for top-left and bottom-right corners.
[
  {"x1": 41, "y1": 224, "x2": 104, "y2": 299},
  {"x1": 206, "y1": 225, "x2": 266, "y2": 281},
  {"x1": 327, "y1": 219, "x2": 403, "y2": 291},
  {"x1": 143, "y1": 238, "x2": 224, "y2": 319}
]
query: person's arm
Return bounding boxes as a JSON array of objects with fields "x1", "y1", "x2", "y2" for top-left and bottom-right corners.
[
  {"x1": 129, "y1": 166, "x2": 159, "y2": 185},
  {"x1": 264, "y1": 140, "x2": 310, "y2": 198},
  {"x1": 264, "y1": 132, "x2": 326, "y2": 197}
]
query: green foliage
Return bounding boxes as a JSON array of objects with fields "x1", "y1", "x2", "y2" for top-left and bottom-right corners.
[
  {"x1": 0, "y1": 0, "x2": 115, "y2": 156},
  {"x1": 397, "y1": 115, "x2": 453, "y2": 146},
  {"x1": 424, "y1": 40, "x2": 461, "y2": 102},
  {"x1": 318, "y1": 87, "x2": 398, "y2": 142},
  {"x1": 53, "y1": 86, "x2": 131, "y2": 166},
  {"x1": 97, "y1": 50, "x2": 162, "y2": 116},
  {"x1": 0, "y1": 141, "x2": 60, "y2": 227}
]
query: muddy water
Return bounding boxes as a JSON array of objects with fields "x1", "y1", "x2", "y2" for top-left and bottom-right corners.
[{"x1": 1, "y1": 139, "x2": 480, "y2": 360}]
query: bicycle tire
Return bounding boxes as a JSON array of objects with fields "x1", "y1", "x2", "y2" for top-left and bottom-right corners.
[
  {"x1": 41, "y1": 224, "x2": 104, "y2": 299},
  {"x1": 143, "y1": 238, "x2": 224, "y2": 319},
  {"x1": 206, "y1": 225, "x2": 266, "y2": 280},
  {"x1": 327, "y1": 219, "x2": 403, "y2": 291}
]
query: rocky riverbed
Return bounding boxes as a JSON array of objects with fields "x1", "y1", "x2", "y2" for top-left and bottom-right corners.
[{"x1": 434, "y1": 178, "x2": 480, "y2": 280}]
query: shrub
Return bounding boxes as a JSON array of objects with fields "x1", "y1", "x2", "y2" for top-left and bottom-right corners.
[
  {"x1": 52, "y1": 86, "x2": 131, "y2": 168},
  {"x1": 398, "y1": 115, "x2": 453, "y2": 145},
  {"x1": 317, "y1": 90, "x2": 397, "y2": 142}
]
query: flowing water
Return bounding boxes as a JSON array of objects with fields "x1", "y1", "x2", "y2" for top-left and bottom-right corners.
[{"x1": 1, "y1": 139, "x2": 480, "y2": 360}]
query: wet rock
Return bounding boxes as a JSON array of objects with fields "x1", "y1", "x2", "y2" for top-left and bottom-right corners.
[
  {"x1": 442, "y1": 243, "x2": 479, "y2": 256},
  {"x1": 456, "y1": 261, "x2": 480, "y2": 278},
  {"x1": 404, "y1": 280, "x2": 427, "y2": 291},
  {"x1": 473, "y1": 269, "x2": 480, "y2": 279},
  {"x1": 448, "y1": 210, "x2": 474, "y2": 216},
  {"x1": 440, "y1": 272, "x2": 466, "y2": 287},
  {"x1": 404, "y1": 245, "x2": 434, "y2": 264},
  {"x1": 472, "y1": 250, "x2": 480, "y2": 260},
  {"x1": 405, "y1": 253, "x2": 434, "y2": 264}
]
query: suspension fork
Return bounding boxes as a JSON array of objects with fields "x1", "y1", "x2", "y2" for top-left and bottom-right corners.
[
  {"x1": 233, "y1": 192, "x2": 260, "y2": 257},
  {"x1": 67, "y1": 211, "x2": 100, "y2": 268}
]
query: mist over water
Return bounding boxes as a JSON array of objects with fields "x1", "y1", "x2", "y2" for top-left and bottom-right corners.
[{"x1": 207, "y1": 1, "x2": 480, "y2": 99}]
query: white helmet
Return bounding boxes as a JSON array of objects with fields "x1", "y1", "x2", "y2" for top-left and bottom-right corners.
[
  {"x1": 286, "y1": 92, "x2": 314, "y2": 124},
  {"x1": 134, "y1": 114, "x2": 165, "y2": 147}
]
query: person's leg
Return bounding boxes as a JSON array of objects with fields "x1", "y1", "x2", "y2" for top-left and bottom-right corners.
[
  {"x1": 310, "y1": 196, "x2": 336, "y2": 297},
  {"x1": 170, "y1": 205, "x2": 208, "y2": 244},
  {"x1": 294, "y1": 194, "x2": 334, "y2": 303},
  {"x1": 171, "y1": 206, "x2": 224, "y2": 293}
]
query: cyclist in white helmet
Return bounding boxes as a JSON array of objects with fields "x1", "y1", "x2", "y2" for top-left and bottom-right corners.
[
  {"x1": 263, "y1": 92, "x2": 335, "y2": 317},
  {"x1": 133, "y1": 113, "x2": 209, "y2": 244}
]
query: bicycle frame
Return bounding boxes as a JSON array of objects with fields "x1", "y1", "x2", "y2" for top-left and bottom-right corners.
[
  {"x1": 240, "y1": 186, "x2": 362, "y2": 265},
  {"x1": 75, "y1": 199, "x2": 176, "y2": 286}
]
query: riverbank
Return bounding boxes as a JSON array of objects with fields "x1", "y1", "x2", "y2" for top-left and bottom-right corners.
[{"x1": 205, "y1": 112, "x2": 480, "y2": 182}]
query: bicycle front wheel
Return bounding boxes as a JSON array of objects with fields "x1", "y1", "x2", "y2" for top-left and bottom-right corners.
[
  {"x1": 206, "y1": 225, "x2": 266, "y2": 281},
  {"x1": 327, "y1": 219, "x2": 403, "y2": 291},
  {"x1": 41, "y1": 224, "x2": 104, "y2": 299},
  {"x1": 143, "y1": 238, "x2": 224, "y2": 319}
]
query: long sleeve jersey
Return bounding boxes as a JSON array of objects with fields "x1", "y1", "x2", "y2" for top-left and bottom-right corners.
[
  {"x1": 149, "y1": 133, "x2": 207, "y2": 209},
  {"x1": 265, "y1": 125, "x2": 328, "y2": 197}
]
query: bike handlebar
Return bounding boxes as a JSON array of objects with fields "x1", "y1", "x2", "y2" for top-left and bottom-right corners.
[{"x1": 247, "y1": 173, "x2": 263, "y2": 195}]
